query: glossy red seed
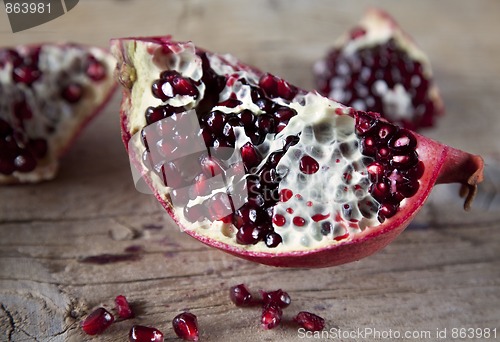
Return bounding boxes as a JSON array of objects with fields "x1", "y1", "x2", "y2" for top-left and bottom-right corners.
[
  {"x1": 229, "y1": 284, "x2": 253, "y2": 306},
  {"x1": 272, "y1": 214, "x2": 286, "y2": 227},
  {"x1": 115, "y1": 295, "x2": 134, "y2": 319},
  {"x1": 240, "y1": 142, "x2": 262, "y2": 169},
  {"x1": 293, "y1": 216, "x2": 306, "y2": 227},
  {"x1": 129, "y1": 325, "x2": 164, "y2": 342},
  {"x1": 172, "y1": 312, "x2": 199, "y2": 341},
  {"x1": 279, "y1": 189, "x2": 293, "y2": 202},
  {"x1": 13, "y1": 65, "x2": 40, "y2": 85},
  {"x1": 81, "y1": 307, "x2": 114, "y2": 336},
  {"x1": 299, "y1": 155, "x2": 320, "y2": 174},
  {"x1": 265, "y1": 233, "x2": 282, "y2": 248},
  {"x1": 236, "y1": 224, "x2": 262, "y2": 245},
  {"x1": 294, "y1": 311, "x2": 325, "y2": 331},
  {"x1": 261, "y1": 304, "x2": 282, "y2": 330},
  {"x1": 261, "y1": 289, "x2": 291, "y2": 308}
]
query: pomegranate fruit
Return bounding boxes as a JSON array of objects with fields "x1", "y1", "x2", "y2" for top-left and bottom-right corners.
[
  {"x1": 0, "y1": 43, "x2": 116, "y2": 184},
  {"x1": 294, "y1": 311, "x2": 325, "y2": 332},
  {"x1": 314, "y1": 8, "x2": 444, "y2": 131},
  {"x1": 172, "y1": 312, "x2": 199, "y2": 341},
  {"x1": 81, "y1": 307, "x2": 114, "y2": 335},
  {"x1": 111, "y1": 36, "x2": 483, "y2": 268}
]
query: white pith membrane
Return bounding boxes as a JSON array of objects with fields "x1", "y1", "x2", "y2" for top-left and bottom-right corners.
[
  {"x1": 119, "y1": 39, "x2": 392, "y2": 253},
  {"x1": 313, "y1": 8, "x2": 442, "y2": 124},
  {"x1": 0, "y1": 44, "x2": 116, "y2": 183}
]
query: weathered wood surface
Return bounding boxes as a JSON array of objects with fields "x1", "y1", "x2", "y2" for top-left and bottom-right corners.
[{"x1": 1, "y1": 1, "x2": 500, "y2": 341}]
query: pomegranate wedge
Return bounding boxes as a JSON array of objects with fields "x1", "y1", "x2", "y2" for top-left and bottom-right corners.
[
  {"x1": 314, "y1": 8, "x2": 444, "y2": 131},
  {"x1": 111, "y1": 36, "x2": 483, "y2": 268},
  {"x1": 0, "y1": 43, "x2": 116, "y2": 184}
]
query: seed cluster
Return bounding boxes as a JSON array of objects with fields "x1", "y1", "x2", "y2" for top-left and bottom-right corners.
[
  {"x1": 141, "y1": 47, "x2": 423, "y2": 250},
  {"x1": 315, "y1": 38, "x2": 439, "y2": 130},
  {"x1": 0, "y1": 46, "x2": 108, "y2": 176}
]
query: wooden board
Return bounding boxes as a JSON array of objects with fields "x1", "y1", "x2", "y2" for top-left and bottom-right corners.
[{"x1": 1, "y1": 1, "x2": 500, "y2": 341}]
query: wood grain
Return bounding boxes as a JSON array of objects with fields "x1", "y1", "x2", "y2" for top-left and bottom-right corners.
[{"x1": 1, "y1": 1, "x2": 499, "y2": 341}]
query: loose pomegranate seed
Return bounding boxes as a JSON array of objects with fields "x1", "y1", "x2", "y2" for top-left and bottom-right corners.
[
  {"x1": 115, "y1": 295, "x2": 134, "y2": 319},
  {"x1": 294, "y1": 311, "x2": 325, "y2": 332},
  {"x1": 172, "y1": 312, "x2": 199, "y2": 341},
  {"x1": 81, "y1": 307, "x2": 114, "y2": 335},
  {"x1": 261, "y1": 304, "x2": 282, "y2": 330},
  {"x1": 261, "y1": 289, "x2": 291, "y2": 308},
  {"x1": 129, "y1": 325, "x2": 164, "y2": 342},
  {"x1": 229, "y1": 284, "x2": 253, "y2": 306}
]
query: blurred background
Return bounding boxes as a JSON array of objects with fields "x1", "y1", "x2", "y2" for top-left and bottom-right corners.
[{"x1": 1, "y1": 0, "x2": 499, "y2": 154}]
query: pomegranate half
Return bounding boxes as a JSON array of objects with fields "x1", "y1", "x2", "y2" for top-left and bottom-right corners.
[
  {"x1": 0, "y1": 43, "x2": 116, "y2": 184},
  {"x1": 314, "y1": 8, "x2": 444, "y2": 131},
  {"x1": 111, "y1": 36, "x2": 483, "y2": 268}
]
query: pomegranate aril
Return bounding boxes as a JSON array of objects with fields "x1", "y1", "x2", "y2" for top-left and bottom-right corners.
[
  {"x1": 14, "y1": 153, "x2": 36, "y2": 172},
  {"x1": 261, "y1": 304, "x2": 282, "y2": 330},
  {"x1": 293, "y1": 216, "x2": 306, "y2": 227},
  {"x1": 390, "y1": 151, "x2": 418, "y2": 169},
  {"x1": 293, "y1": 311, "x2": 325, "y2": 332},
  {"x1": 379, "y1": 202, "x2": 399, "y2": 220},
  {"x1": 13, "y1": 65, "x2": 41, "y2": 85},
  {"x1": 205, "y1": 111, "x2": 225, "y2": 133},
  {"x1": 0, "y1": 49, "x2": 22, "y2": 67},
  {"x1": 200, "y1": 154, "x2": 224, "y2": 177},
  {"x1": 81, "y1": 307, "x2": 114, "y2": 335},
  {"x1": 256, "y1": 114, "x2": 275, "y2": 135},
  {"x1": 207, "y1": 192, "x2": 233, "y2": 221},
  {"x1": 115, "y1": 295, "x2": 134, "y2": 319},
  {"x1": 388, "y1": 129, "x2": 417, "y2": 151},
  {"x1": 86, "y1": 57, "x2": 107, "y2": 81},
  {"x1": 172, "y1": 312, "x2": 199, "y2": 341},
  {"x1": 238, "y1": 110, "x2": 255, "y2": 126},
  {"x1": 62, "y1": 83, "x2": 83, "y2": 103},
  {"x1": 229, "y1": 284, "x2": 253, "y2": 306},
  {"x1": 273, "y1": 214, "x2": 286, "y2": 227},
  {"x1": 261, "y1": 289, "x2": 291, "y2": 308},
  {"x1": 129, "y1": 325, "x2": 164, "y2": 342},
  {"x1": 236, "y1": 224, "x2": 264, "y2": 245},
  {"x1": 240, "y1": 142, "x2": 262, "y2": 170},
  {"x1": 299, "y1": 155, "x2": 319, "y2": 174},
  {"x1": 265, "y1": 232, "x2": 282, "y2": 248}
]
